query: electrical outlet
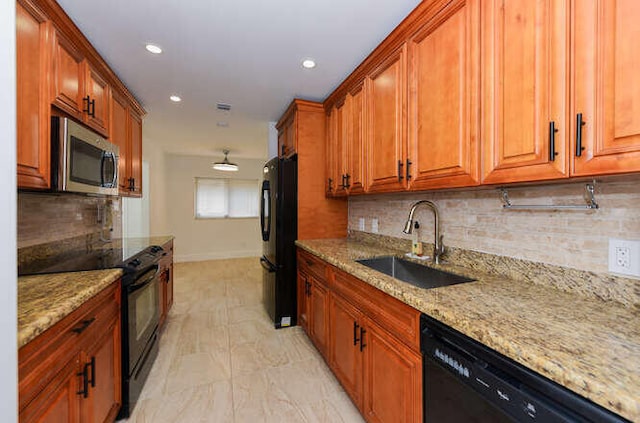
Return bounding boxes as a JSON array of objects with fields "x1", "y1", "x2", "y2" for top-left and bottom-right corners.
[
  {"x1": 358, "y1": 218, "x2": 365, "y2": 231},
  {"x1": 371, "y1": 218, "x2": 379, "y2": 234},
  {"x1": 608, "y1": 238, "x2": 640, "y2": 277}
]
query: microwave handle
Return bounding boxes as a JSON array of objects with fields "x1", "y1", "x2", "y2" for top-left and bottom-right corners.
[{"x1": 101, "y1": 152, "x2": 117, "y2": 188}]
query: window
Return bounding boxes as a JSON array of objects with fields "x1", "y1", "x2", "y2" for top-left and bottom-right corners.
[{"x1": 195, "y1": 178, "x2": 259, "y2": 218}]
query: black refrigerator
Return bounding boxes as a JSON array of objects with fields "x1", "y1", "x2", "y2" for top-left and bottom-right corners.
[{"x1": 260, "y1": 155, "x2": 297, "y2": 328}]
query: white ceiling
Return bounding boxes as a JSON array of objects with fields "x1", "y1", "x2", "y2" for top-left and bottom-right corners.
[{"x1": 56, "y1": 0, "x2": 421, "y2": 159}]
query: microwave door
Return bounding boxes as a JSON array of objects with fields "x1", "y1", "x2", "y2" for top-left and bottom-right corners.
[{"x1": 101, "y1": 152, "x2": 117, "y2": 188}]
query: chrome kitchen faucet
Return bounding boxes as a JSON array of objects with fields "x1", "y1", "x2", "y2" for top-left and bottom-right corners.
[{"x1": 402, "y1": 200, "x2": 445, "y2": 264}]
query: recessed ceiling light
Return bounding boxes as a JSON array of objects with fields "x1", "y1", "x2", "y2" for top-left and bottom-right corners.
[
  {"x1": 169, "y1": 95, "x2": 182, "y2": 102},
  {"x1": 302, "y1": 59, "x2": 316, "y2": 69},
  {"x1": 145, "y1": 44, "x2": 163, "y2": 54},
  {"x1": 216, "y1": 121, "x2": 229, "y2": 127}
]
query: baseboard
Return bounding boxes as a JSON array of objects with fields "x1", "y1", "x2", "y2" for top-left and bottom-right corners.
[{"x1": 174, "y1": 250, "x2": 261, "y2": 263}]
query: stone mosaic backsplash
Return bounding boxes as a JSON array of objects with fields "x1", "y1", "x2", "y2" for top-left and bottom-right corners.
[
  {"x1": 348, "y1": 177, "x2": 640, "y2": 275},
  {"x1": 18, "y1": 192, "x2": 122, "y2": 266}
]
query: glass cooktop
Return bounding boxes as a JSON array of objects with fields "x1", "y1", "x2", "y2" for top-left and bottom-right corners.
[{"x1": 18, "y1": 244, "x2": 155, "y2": 276}]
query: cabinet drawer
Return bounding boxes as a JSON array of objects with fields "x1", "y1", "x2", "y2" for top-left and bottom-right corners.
[
  {"x1": 297, "y1": 249, "x2": 328, "y2": 282},
  {"x1": 19, "y1": 281, "x2": 120, "y2": 412},
  {"x1": 331, "y1": 268, "x2": 420, "y2": 352}
]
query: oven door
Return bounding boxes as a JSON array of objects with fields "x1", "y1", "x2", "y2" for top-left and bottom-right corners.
[{"x1": 127, "y1": 266, "x2": 160, "y2": 373}]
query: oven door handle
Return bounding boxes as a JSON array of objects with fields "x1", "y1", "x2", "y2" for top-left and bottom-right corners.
[{"x1": 128, "y1": 265, "x2": 160, "y2": 293}]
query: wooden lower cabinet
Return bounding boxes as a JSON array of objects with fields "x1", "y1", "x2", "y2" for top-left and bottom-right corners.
[
  {"x1": 19, "y1": 281, "x2": 121, "y2": 423},
  {"x1": 298, "y1": 248, "x2": 422, "y2": 423},
  {"x1": 362, "y1": 320, "x2": 422, "y2": 423},
  {"x1": 80, "y1": 318, "x2": 121, "y2": 423},
  {"x1": 306, "y1": 273, "x2": 330, "y2": 356},
  {"x1": 158, "y1": 239, "x2": 174, "y2": 329},
  {"x1": 20, "y1": 358, "x2": 81, "y2": 423},
  {"x1": 297, "y1": 272, "x2": 309, "y2": 332},
  {"x1": 329, "y1": 294, "x2": 364, "y2": 409}
]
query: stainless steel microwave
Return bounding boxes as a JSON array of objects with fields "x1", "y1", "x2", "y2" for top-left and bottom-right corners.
[{"x1": 51, "y1": 117, "x2": 119, "y2": 196}]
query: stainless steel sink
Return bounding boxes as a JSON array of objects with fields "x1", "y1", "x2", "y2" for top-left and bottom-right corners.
[{"x1": 356, "y1": 256, "x2": 475, "y2": 289}]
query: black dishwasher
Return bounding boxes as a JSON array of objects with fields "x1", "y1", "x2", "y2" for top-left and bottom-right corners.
[{"x1": 420, "y1": 315, "x2": 629, "y2": 423}]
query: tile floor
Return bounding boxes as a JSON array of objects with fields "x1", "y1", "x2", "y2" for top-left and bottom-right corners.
[{"x1": 123, "y1": 257, "x2": 365, "y2": 423}]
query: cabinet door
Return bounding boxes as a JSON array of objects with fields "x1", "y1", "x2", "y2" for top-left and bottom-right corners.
[
  {"x1": 408, "y1": 0, "x2": 480, "y2": 190},
  {"x1": 110, "y1": 91, "x2": 129, "y2": 196},
  {"x1": 332, "y1": 99, "x2": 349, "y2": 197},
  {"x1": 81, "y1": 318, "x2": 121, "y2": 423},
  {"x1": 128, "y1": 110, "x2": 143, "y2": 197},
  {"x1": 278, "y1": 115, "x2": 295, "y2": 157},
  {"x1": 325, "y1": 106, "x2": 338, "y2": 196},
  {"x1": 277, "y1": 126, "x2": 287, "y2": 158},
  {"x1": 366, "y1": 45, "x2": 407, "y2": 193},
  {"x1": 297, "y1": 272, "x2": 309, "y2": 332},
  {"x1": 85, "y1": 64, "x2": 110, "y2": 137},
  {"x1": 347, "y1": 84, "x2": 366, "y2": 194},
  {"x1": 481, "y1": 0, "x2": 568, "y2": 184},
  {"x1": 19, "y1": 357, "x2": 80, "y2": 423},
  {"x1": 571, "y1": 0, "x2": 640, "y2": 175},
  {"x1": 16, "y1": 0, "x2": 51, "y2": 190},
  {"x1": 329, "y1": 294, "x2": 363, "y2": 410},
  {"x1": 362, "y1": 321, "x2": 422, "y2": 423},
  {"x1": 309, "y1": 277, "x2": 329, "y2": 356},
  {"x1": 52, "y1": 31, "x2": 84, "y2": 118}
]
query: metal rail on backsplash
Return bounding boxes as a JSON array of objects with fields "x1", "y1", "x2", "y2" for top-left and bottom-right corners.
[{"x1": 499, "y1": 181, "x2": 599, "y2": 211}]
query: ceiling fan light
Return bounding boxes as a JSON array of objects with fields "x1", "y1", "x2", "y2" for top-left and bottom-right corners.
[{"x1": 212, "y1": 150, "x2": 239, "y2": 171}]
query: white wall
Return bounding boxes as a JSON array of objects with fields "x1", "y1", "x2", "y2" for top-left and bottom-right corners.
[
  {"x1": 268, "y1": 121, "x2": 278, "y2": 159},
  {"x1": 144, "y1": 135, "x2": 170, "y2": 236},
  {"x1": 165, "y1": 154, "x2": 266, "y2": 262},
  {"x1": 1, "y1": 1, "x2": 18, "y2": 420}
]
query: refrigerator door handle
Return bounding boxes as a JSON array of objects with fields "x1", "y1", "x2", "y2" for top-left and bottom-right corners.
[
  {"x1": 260, "y1": 257, "x2": 277, "y2": 273},
  {"x1": 260, "y1": 180, "x2": 271, "y2": 241}
]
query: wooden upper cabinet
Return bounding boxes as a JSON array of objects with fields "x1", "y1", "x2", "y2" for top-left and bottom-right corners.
[
  {"x1": 481, "y1": 0, "x2": 569, "y2": 184},
  {"x1": 325, "y1": 105, "x2": 338, "y2": 196},
  {"x1": 571, "y1": 0, "x2": 640, "y2": 176},
  {"x1": 407, "y1": 0, "x2": 480, "y2": 190},
  {"x1": 109, "y1": 91, "x2": 129, "y2": 195},
  {"x1": 366, "y1": 45, "x2": 407, "y2": 193},
  {"x1": 333, "y1": 99, "x2": 349, "y2": 197},
  {"x1": 128, "y1": 110, "x2": 143, "y2": 197},
  {"x1": 52, "y1": 30, "x2": 84, "y2": 119},
  {"x1": 347, "y1": 84, "x2": 366, "y2": 194},
  {"x1": 16, "y1": 0, "x2": 51, "y2": 190},
  {"x1": 84, "y1": 64, "x2": 110, "y2": 136},
  {"x1": 278, "y1": 114, "x2": 296, "y2": 158},
  {"x1": 52, "y1": 31, "x2": 111, "y2": 137}
]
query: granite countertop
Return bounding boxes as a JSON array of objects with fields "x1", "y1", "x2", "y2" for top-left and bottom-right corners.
[
  {"x1": 296, "y1": 238, "x2": 640, "y2": 422},
  {"x1": 18, "y1": 269, "x2": 123, "y2": 349}
]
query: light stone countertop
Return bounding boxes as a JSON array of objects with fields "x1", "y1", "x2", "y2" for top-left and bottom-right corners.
[
  {"x1": 18, "y1": 269, "x2": 123, "y2": 349},
  {"x1": 296, "y1": 238, "x2": 640, "y2": 422}
]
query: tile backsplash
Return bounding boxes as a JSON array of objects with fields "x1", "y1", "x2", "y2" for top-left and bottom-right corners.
[
  {"x1": 18, "y1": 192, "x2": 121, "y2": 255},
  {"x1": 348, "y1": 177, "x2": 640, "y2": 275}
]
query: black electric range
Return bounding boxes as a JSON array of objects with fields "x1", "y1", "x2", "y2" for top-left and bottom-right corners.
[{"x1": 18, "y1": 244, "x2": 164, "y2": 280}]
